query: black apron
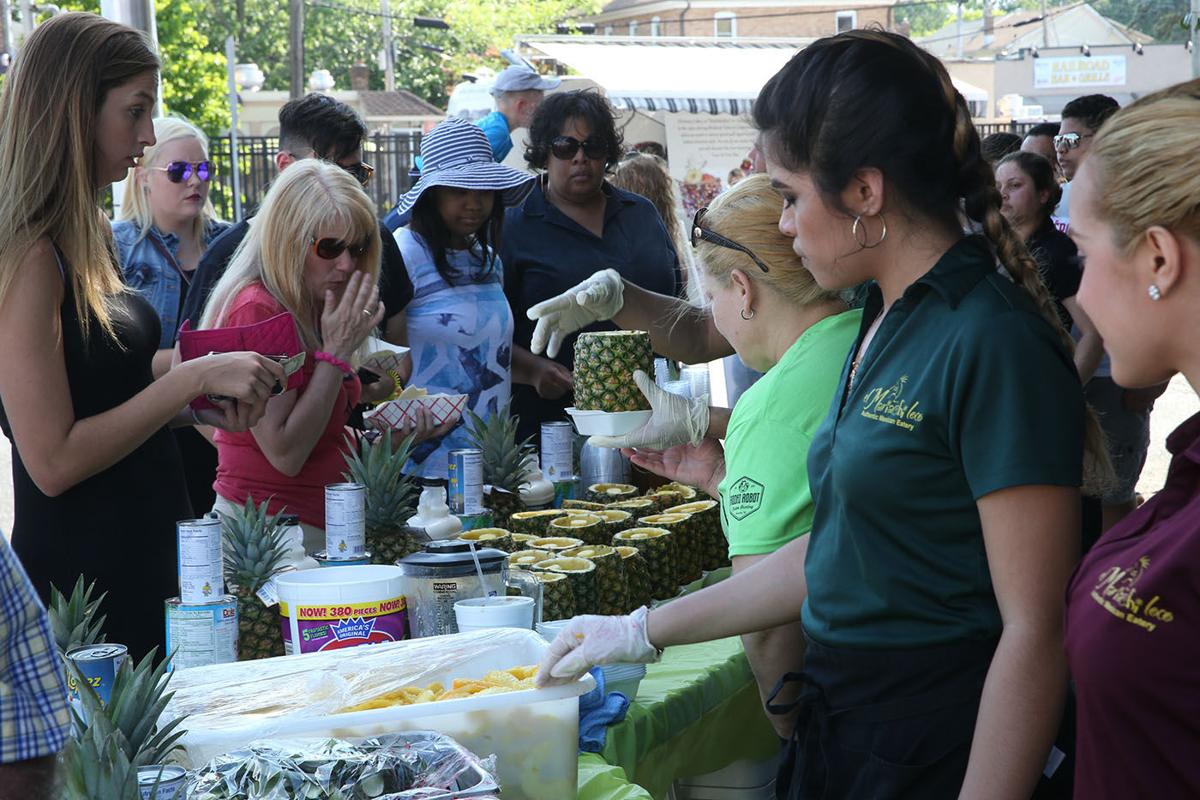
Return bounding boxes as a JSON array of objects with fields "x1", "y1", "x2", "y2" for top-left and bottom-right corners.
[{"x1": 770, "y1": 635, "x2": 998, "y2": 800}]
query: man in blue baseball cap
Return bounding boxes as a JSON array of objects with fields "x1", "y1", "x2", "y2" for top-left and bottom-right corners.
[{"x1": 478, "y1": 65, "x2": 561, "y2": 162}]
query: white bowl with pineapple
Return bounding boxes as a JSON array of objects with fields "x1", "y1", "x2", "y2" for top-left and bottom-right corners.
[{"x1": 566, "y1": 330, "x2": 654, "y2": 437}]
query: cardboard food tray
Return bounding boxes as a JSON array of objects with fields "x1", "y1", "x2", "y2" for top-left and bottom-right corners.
[
  {"x1": 366, "y1": 394, "x2": 469, "y2": 429},
  {"x1": 163, "y1": 629, "x2": 594, "y2": 800}
]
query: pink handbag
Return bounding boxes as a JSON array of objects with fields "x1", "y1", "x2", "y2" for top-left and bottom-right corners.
[{"x1": 178, "y1": 312, "x2": 306, "y2": 410}]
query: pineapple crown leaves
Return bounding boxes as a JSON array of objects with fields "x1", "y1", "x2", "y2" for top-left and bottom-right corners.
[
  {"x1": 465, "y1": 404, "x2": 534, "y2": 495},
  {"x1": 220, "y1": 497, "x2": 293, "y2": 593},
  {"x1": 48, "y1": 576, "x2": 108, "y2": 655},
  {"x1": 62, "y1": 722, "x2": 141, "y2": 800},
  {"x1": 342, "y1": 429, "x2": 420, "y2": 530},
  {"x1": 70, "y1": 647, "x2": 188, "y2": 768}
]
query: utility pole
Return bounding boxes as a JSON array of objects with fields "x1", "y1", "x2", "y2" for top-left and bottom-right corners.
[
  {"x1": 288, "y1": 0, "x2": 304, "y2": 98},
  {"x1": 226, "y1": 37, "x2": 243, "y2": 222},
  {"x1": 955, "y1": 1, "x2": 963, "y2": 59},
  {"x1": 381, "y1": 0, "x2": 394, "y2": 92},
  {"x1": 1041, "y1": 0, "x2": 1049, "y2": 48},
  {"x1": 17, "y1": 0, "x2": 30, "y2": 37},
  {"x1": 0, "y1": 0, "x2": 12, "y2": 63},
  {"x1": 1192, "y1": 0, "x2": 1200, "y2": 79}
]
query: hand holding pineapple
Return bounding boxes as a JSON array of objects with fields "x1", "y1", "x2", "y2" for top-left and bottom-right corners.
[
  {"x1": 588, "y1": 370, "x2": 711, "y2": 450},
  {"x1": 527, "y1": 268, "x2": 626, "y2": 358},
  {"x1": 535, "y1": 606, "x2": 660, "y2": 687}
]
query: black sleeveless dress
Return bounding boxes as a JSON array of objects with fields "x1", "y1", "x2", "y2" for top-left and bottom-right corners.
[{"x1": 0, "y1": 256, "x2": 192, "y2": 660}]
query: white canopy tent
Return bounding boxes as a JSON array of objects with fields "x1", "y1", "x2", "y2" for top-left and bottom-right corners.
[{"x1": 519, "y1": 36, "x2": 990, "y2": 115}]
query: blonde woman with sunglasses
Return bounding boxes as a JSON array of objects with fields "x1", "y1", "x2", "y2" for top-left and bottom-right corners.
[
  {"x1": 199, "y1": 159, "x2": 427, "y2": 551},
  {"x1": 114, "y1": 116, "x2": 230, "y2": 515}
]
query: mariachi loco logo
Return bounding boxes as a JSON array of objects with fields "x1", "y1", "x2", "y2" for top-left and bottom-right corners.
[
  {"x1": 727, "y1": 477, "x2": 764, "y2": 521},
  {"x1": 860, "y1": 375, "x2": 924, "y2": 431}
]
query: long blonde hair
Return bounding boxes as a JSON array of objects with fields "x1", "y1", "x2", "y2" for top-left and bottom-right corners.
[
  {"x1": 695, "y1": 174, "x2": 842, "y2": 308},
  {"x1": 119, "y1": 116, "x2": 221, "y2": 248},
  {"x1": 0, "y1": 12, "x2": 159, "y2": 340},
  {"x1": 1087, "y1": 81, "x2": 1200, "y2": 254},
  {"x1": 200, "y1": 159, "x2": 381, "y2": 358}
]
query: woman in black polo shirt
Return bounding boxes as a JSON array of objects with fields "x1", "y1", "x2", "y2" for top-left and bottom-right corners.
[{"x1": 538, "y1": 30, "x2": 1109, "y2": 799}]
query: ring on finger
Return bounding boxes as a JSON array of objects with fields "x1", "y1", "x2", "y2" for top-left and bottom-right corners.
[{"x1": 361, "y1": 308, "x2": 373, "y2": 317}]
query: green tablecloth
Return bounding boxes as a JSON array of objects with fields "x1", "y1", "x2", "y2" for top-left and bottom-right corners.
[{"x1": 577, "y1": 605, "x2": 780, "y2": 799}]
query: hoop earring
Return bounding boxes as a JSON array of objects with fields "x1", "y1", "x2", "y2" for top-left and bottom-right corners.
[
  {"x1": 851, "y1": 213, "x2": 888, "y2": 250},
  {"x1": 740, "y1": 308, "x2": 755, "y2": 321}
]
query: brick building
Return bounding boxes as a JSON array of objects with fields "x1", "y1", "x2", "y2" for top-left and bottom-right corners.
[{"x1": 582, "y1": 0, "x2": 896, "y2": 40}]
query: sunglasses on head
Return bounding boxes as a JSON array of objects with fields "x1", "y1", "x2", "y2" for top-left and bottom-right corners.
[
  {"x1": 343, "y1": 161, "x2": 374, "y2": 187},
  {"x1": 154, "y1": 160, "x2": 212, "y2": 183},
  {"x1": 1053, "y1": 132, "x2": 1093, "y2": 151},
  {"x1": 691, "y1": 207, "x2": 770, "y2": 273},
  {"x1": 550, "y1": 136, "x2": 608, "y2": 161},
  {"x1": 310, "y1": 237, "x2": 369, "y2": 260}
]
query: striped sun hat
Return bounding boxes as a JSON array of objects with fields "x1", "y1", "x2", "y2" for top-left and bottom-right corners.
[{"x1": 393, "y1": 117, "x2": 535, "y2": 221}]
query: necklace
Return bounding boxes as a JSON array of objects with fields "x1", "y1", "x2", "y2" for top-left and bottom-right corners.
[{"x1": 848, "y1": 306, "x2": 890, "y2": 391}]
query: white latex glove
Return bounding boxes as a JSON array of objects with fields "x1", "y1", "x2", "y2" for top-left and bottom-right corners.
[
  {"x1": 527, "y1": 268, "x2": 625, "y2": 358},
  {"x1": 536, "y1": 606, "x2": 660, "y2": 687},
  {"x1": 588, "y1": 370, "x2": 710, "y2": 450}
]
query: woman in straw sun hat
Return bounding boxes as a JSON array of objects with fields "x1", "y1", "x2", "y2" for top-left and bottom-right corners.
[{"x1": 392, "y1": 117, "x2": 536, "y2": 479}]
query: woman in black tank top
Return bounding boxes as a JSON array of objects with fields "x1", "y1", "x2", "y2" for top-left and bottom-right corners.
[{"x1": 0, "y1": 14, "x2": 284, "y2": 660}]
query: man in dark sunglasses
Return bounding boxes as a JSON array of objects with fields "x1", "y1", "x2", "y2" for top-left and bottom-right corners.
[{"x1": 179, "y1": 93, "x2": 413, "y2": 356}]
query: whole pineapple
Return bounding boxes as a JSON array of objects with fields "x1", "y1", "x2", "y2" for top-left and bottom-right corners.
[
  {"x1": 573, "y1": 331, "x2": 654, "y2": 412},
  {"x1": 343, "y1": 429, "x2": 421, "y2": 564},
  {"x1": 220, "y1": 498, "x2": 291, "y2": 661},
  {"x1": 466, "y1": 404, "x2": 533, "y2": 527},
  {"x1": 48, "y1": 577, "x2": 108, "y2": 655}
]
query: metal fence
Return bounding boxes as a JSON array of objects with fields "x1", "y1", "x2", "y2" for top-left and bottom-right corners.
[
  {"x1": 206, "y1": 131, "x2": 423, "y2": 222},
  {"x1": 975, "y1": 121, "x2": 1040, "y2": 137}
]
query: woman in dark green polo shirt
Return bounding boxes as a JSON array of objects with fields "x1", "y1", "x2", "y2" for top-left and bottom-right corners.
[{"x1": 537, "y1": 30, "x2": 1110, "y2": 800}]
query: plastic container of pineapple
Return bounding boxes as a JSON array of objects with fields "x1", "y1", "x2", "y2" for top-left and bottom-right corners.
[{"x1": 162, "y1": 628, "x2": 593, "y2": 800}]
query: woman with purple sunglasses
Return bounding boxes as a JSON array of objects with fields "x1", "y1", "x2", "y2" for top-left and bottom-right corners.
[{"x1": 113, "y1": 115, "x2": 230, "y2": 514}]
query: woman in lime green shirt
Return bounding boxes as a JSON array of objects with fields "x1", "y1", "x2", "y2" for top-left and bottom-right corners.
[{"x1": 526, "y1": 174, "x2": 860, "y2": 735}]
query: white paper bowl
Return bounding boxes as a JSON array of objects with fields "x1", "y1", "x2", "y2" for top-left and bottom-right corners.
[
  {"x1": 365, "y1": 393, "x2": 469, "y2": 430},
  {"x1": 565, "y1": 407, "x2": 652, "y2": 437}
]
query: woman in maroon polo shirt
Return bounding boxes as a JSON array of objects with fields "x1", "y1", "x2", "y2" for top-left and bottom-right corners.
[{"x1": 1065, "y1": 80, "x2": 1200, "y2": 798}]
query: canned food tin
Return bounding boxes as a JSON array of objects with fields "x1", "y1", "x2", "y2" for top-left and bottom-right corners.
[
  {"x1": 540, "y1": 421, "x2": 575, "y2": 480},
  {"x1": 66, "y1": 644, "x2": 128, "y2": 719},
  {"x1": 137, "y1": 765, "x2": 187, "y2": 800},
  {"x1": 176, "y1": 517, "x2": 224, "y2": 604},
  {"x1": 457, "y1": 511, "x2": 494, "y2": 532},
  {"x1": 448, "y1": 449, "x2": 484, "y2": 515},
  {"x1": 164, "y1": 596, "x2": 238, "y2": 672},
  {"x1": 325, "y1": 482, "x2": 366, "y2": 559},
  {"x1": 552, "y1": 478, "x2": 579, "y2": 508},
  {"x1": 313, "y1": 550, "x2": 373, "y2": 567}
]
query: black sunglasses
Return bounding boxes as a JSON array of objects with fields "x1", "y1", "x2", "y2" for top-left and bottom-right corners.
[
  {"x1": 691, "y1": 207, "x2": 770, "y2": 273},
  {"x1": 550, "y1": 136, "x2": 608, "y2": 161},
  {"x1": 343, "y1": 161, "x2": 374, "y2": 187},
  {"x1": 155, "y1": 160, "x2": 212, "y2": 183},
  {"x1": 310, "y1": 237, "x2": 369, "y2": 260}
]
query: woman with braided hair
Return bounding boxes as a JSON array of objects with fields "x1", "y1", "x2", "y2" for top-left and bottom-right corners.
[{"x1": 535, "y1": 30, "x2": 1104, "y2": 799}]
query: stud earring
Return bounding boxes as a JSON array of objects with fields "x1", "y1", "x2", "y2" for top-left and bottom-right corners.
[{"x1": 1148, "y1": 284, "x2": 1162, "y2": 301}]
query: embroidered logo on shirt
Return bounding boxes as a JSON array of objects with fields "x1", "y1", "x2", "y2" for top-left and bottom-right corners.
[
  {"x1": 1089, "y1": 555, "x2": 1175, "y2": 632},
  {"x1": 727, "y1": 477, "x2": 765, "y2": 521},
  {"x1": 859, "y1": 375, "x2": 925, "y2": 432}
]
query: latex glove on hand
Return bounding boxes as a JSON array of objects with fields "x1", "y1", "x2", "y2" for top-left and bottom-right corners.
[
  {"x1": 527, "y1": 268, "x2": 625, "y2": 358},
  {"x1": 536, "y1": 607, "x2": 660, "y2": 688},
  {"x1": 588, "y1": 370, "x2": 709, "y2": 450}
]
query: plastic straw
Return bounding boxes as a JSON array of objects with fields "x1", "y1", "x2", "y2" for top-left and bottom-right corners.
[{"x1": 466, "y1": 541, "x2": 494, "y2": 602}]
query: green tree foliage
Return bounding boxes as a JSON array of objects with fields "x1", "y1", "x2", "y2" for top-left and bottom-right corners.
[{"x1": 157, "y1": 0, "x2": 231, "y2": 132}]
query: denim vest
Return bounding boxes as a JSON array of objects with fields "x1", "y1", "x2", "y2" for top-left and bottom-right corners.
[{"x1": 112, "y1": 220, "x2": 229, "y2": 348}]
